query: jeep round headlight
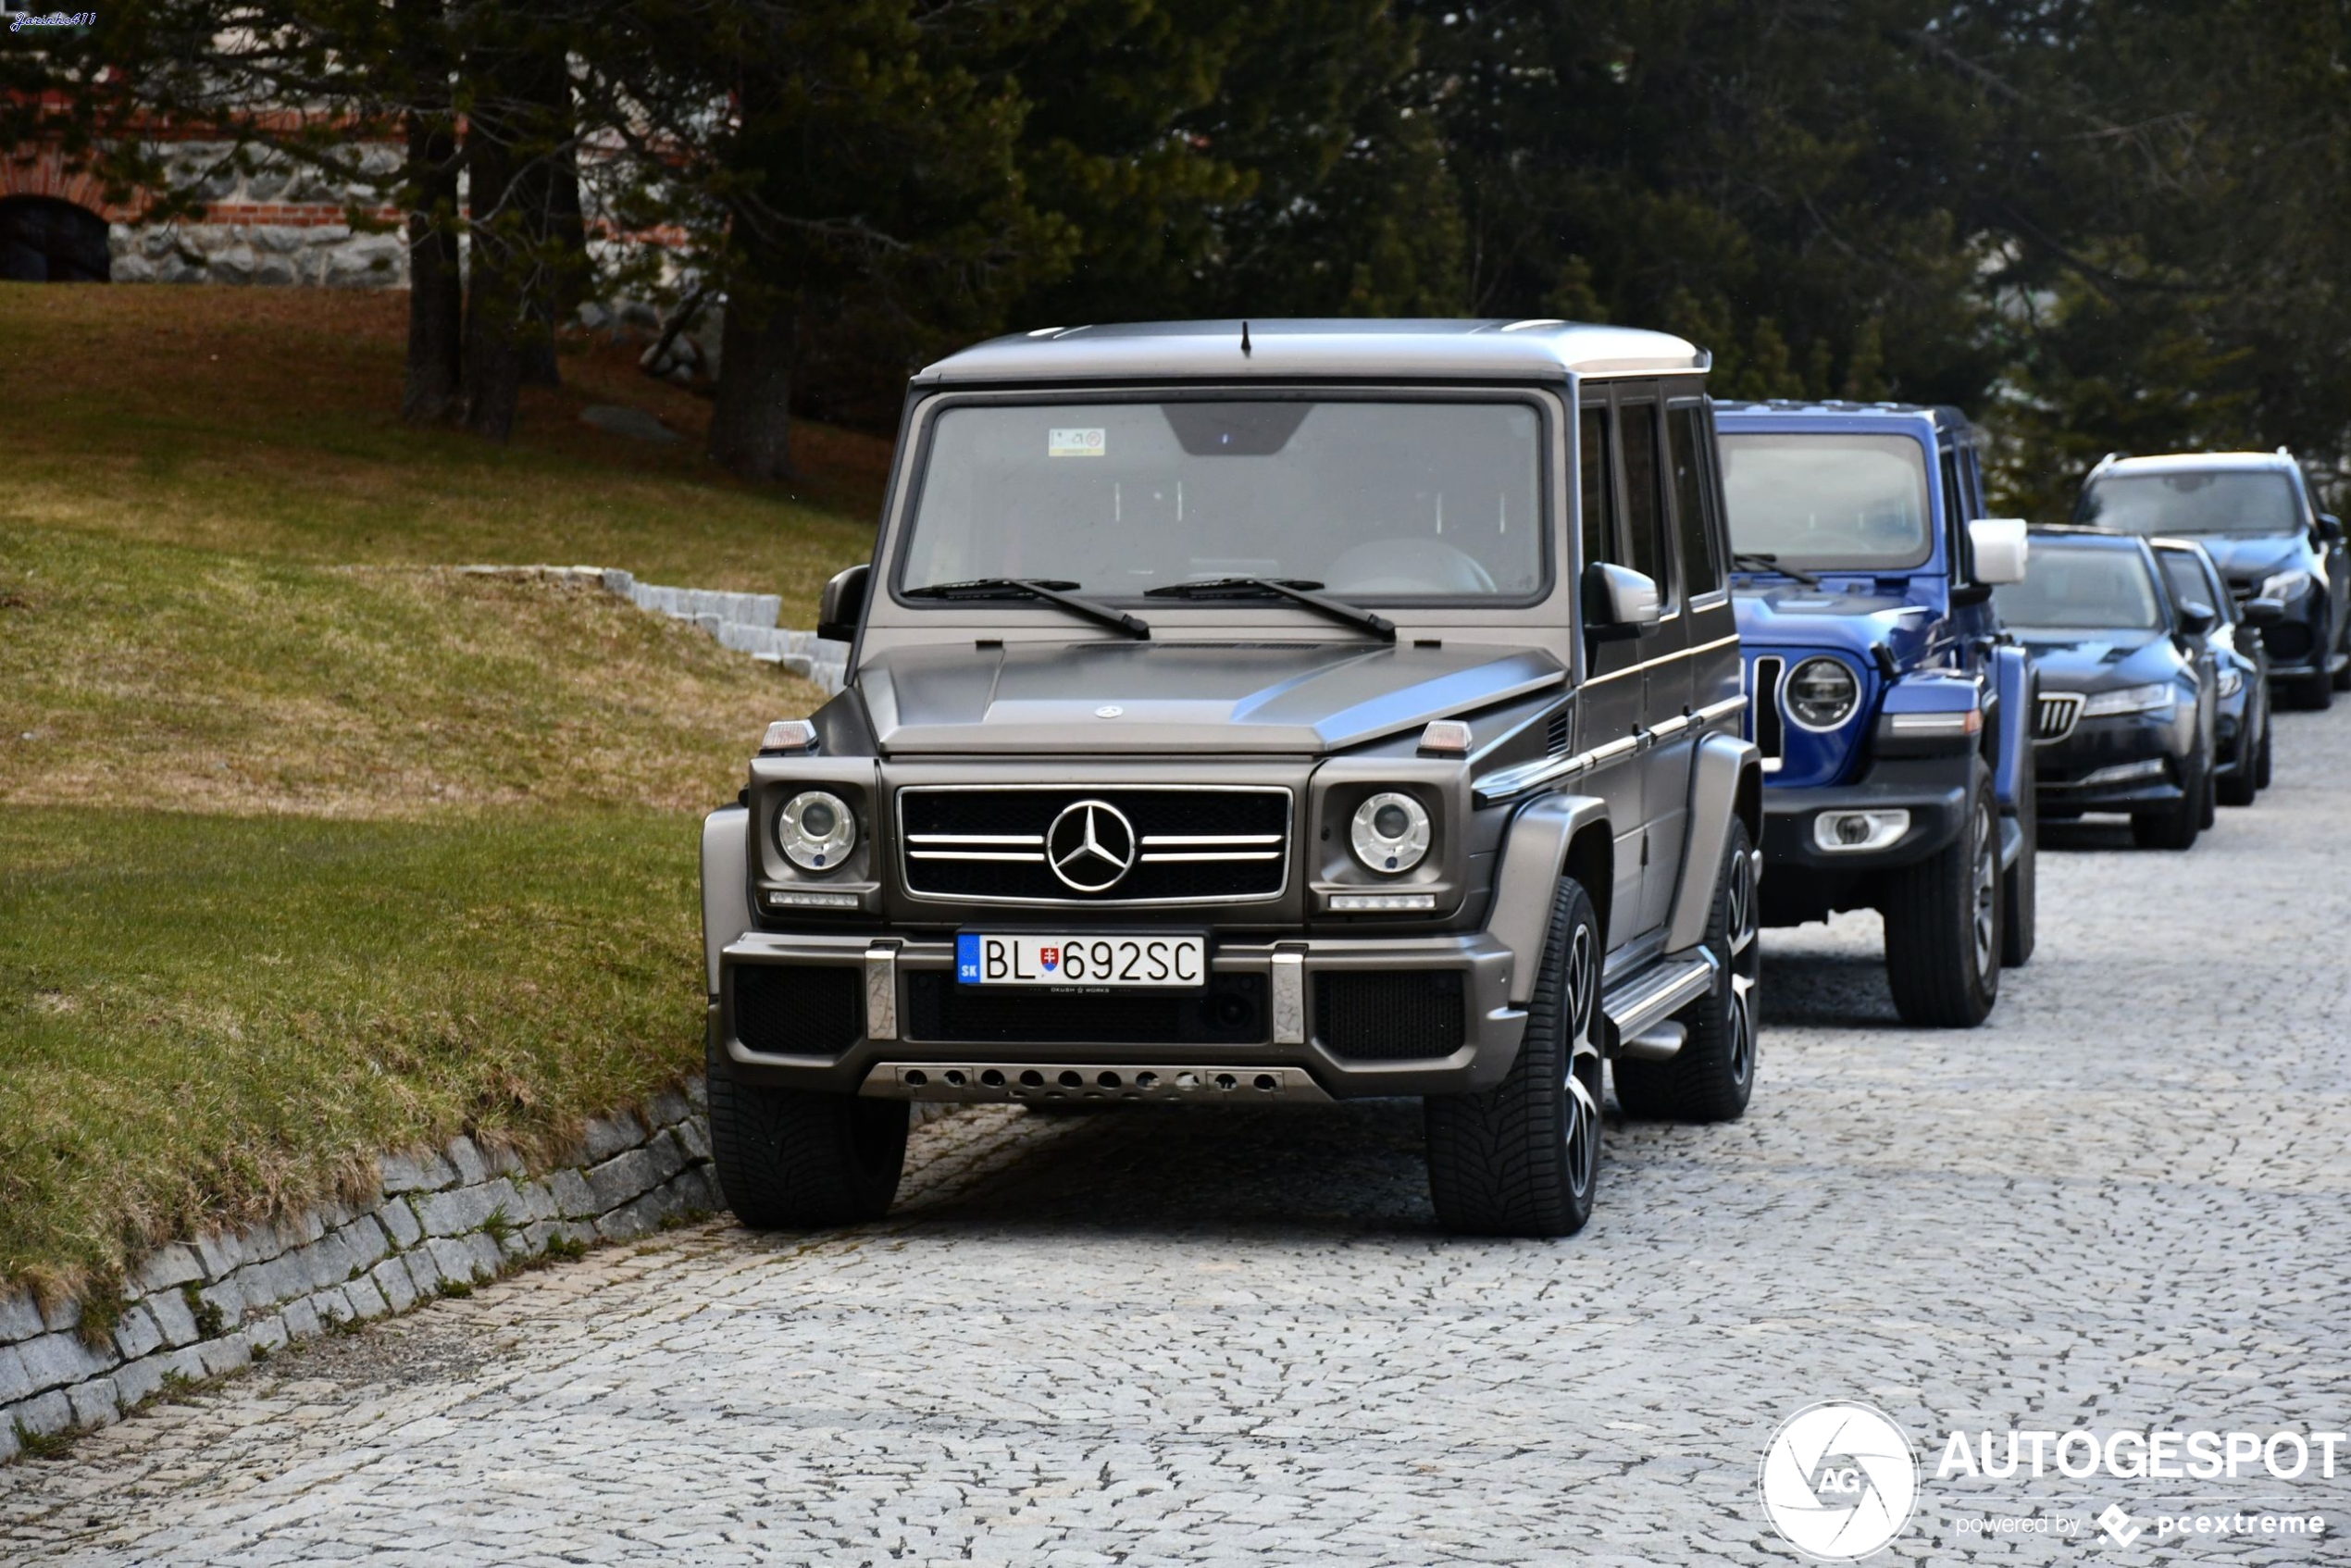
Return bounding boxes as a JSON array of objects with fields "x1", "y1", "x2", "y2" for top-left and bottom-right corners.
[
  {"x1": 1785, "y1": 656, "x2": 1860, "y2": 730},
  {"x1": 778, "y1": 790, "x2": 857, "y2": 872},
  {"x1": 1350, "y1": 791, "x2": 1431, "y2": 875}
]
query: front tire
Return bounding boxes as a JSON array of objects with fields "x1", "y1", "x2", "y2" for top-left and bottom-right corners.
[
  {"x1": 2131, "y1": 750, "x2": 2206, "y2": 851},
  {"x1": 2255, "y1": 717, "x2": 2274, "y2": 790},
  {"x1": 706, "y1": 1027, "x2": 908, "y2": 1228},
  {"x1": 1615, "y1": 817, "x2": 1758, "y2": 1123},
  {"x1": 1883, "y1": 765, "x2": 2001, "y2": 1028},
  {"x1": 2218, "y1": 730, "x2": 2258, "y2": 807},
  {"x1": 2000, "y1": 778, "x2": 2037, "y2": 969},
  {"x1": 1424, "y1": 879, "x2": 1602, "y2": 1238},
  {"x1": 2291, "y1": 666, "x2": 2333, "y2": 710}
]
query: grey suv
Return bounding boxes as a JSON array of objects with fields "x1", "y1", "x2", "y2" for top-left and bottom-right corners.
[{"x1": 701, "y1": 319, "x2": 1764, "y2": 1238}]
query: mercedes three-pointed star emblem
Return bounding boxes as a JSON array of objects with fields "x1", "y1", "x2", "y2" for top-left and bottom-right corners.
[{"x1": 1046, "y1": 800, "x2": 1138, "y2": 892}]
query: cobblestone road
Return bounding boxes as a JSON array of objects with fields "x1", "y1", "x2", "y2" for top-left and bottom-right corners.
[{"x1": 7, "y1": 717, "x2": 2351, "y2": 1567}]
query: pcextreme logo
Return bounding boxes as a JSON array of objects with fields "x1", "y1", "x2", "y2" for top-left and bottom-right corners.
[{"x1": 1758, "y1": 1401, "x2": 1921, "y2": 1561}]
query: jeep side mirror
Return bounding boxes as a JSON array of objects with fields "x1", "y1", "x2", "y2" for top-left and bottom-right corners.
[
  {"x1": 2177, "y1": 600, "x2": 2218, "y2": 638},
  {"x1": 816, "y1": 563, "x2": 869, "y2": 644},
  {"x1": 1584, "y1": 563, "x2": 1661, "y2": 638},
  {"x1": 2241, "y1": 595, "x2": 2287, "y2": 628},
  {"x1": 1968, "y1": 517, "x2": 2030, "y2": 586},
  {"x1": 2320, "y1": 514, "x2": 2345, "y2": 546}
]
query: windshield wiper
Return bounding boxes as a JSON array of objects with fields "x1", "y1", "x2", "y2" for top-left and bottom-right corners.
[
  {"x1": 1733, "y1": 551, "x2": 1820, "y2": 587},
  {"x1": 902, "y1": 577, "x2": 1150, "y2": 639},
  {"x1": 1142, "y1": 576, "x2": 1396, "y2": 641}
]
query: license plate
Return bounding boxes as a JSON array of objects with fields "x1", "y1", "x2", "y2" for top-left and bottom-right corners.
[{"x1": 956, "y1": 933, "x2": 1205, "y2": 988}]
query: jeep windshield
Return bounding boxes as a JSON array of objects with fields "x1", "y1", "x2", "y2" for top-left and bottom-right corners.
[
  {"x1": 2078, "y1": 470, "x2": 2302, "y2": 537},
  {"x1": 1721, "y1": 432, "x2": 1933, "y2": 572},
  {"x1": 1995, "y1": 542, "x2": 2167, "y2": 632},
  {"x1": 896, "y1": 398, "x2": 1546, "y2": 603}
]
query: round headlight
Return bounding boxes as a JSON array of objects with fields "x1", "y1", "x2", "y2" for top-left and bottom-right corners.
[
  {"x1": 778, "y1": 790, "x2": 857, "y2": 872},
  {"x1": 1785, "y1": 656, "x2": 1860, "y2": 730},
  {"x1": 1350, "y1": 791, "x2": 1431, "y2": 875}
]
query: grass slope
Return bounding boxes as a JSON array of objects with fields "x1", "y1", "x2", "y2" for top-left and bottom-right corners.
[{"x1": 0, "y1": 285, "x2": 877, "y2": 1297}]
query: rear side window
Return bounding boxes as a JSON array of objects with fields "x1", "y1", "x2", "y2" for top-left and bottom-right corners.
[
  {"x1": 1669, "y1": 404, "x2": 1721, "y2": 598},
  {"x1": 1580, "y1": 406, "x2": 1613, "y2": 569},
  {"x1": 1620, "y1": 401, "x2": 1668, "y2": 595}
]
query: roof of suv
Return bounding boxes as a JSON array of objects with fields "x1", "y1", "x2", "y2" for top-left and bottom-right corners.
[
  {"x1": 915, "y1": 318, "x2": 1708, "y2": 387},
  {"x1": 2090, "y1": 450, "x2": 2298, "y2": 478},
  {"x1": 1714, "y1": 399, "x2": 1972, "y2": 435}
]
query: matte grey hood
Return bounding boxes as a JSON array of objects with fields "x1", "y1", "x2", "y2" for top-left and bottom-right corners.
[{"x1": 856, "y1": 639, "x2": 1566, "y2": 755}]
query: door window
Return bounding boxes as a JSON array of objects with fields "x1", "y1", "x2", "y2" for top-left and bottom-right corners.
[
  {"x1": 1668, "y1": 404, "x2": 1721, "y2": 599},
  {"x1": 1620, "y1": 400, "x2": 1670, "y2": 600},
  {"x1": 1580, "y1": 405, "x2": 1613, "y2": 571}
]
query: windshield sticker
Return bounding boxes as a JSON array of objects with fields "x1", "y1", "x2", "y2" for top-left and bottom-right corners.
[{"x1": 1050, "y1": 428, "x2": 1106, "y2": 457}]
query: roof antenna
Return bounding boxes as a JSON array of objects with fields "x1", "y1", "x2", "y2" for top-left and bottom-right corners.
[{"x1": 1240, "y1": 320, "x2": 1251, "y2": 357}]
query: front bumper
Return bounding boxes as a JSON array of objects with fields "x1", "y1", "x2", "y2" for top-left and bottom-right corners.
[
  {"x1": 2034, "y1": 707, "x2": 2193, "y2": 814},
  {"x1": 715, "y1": 928, "x2": 1526, "y2": 1101},
  {"x1": 1759, "y1": 754, "x2": 1971, "y2": 877},
  {"x1": 2251, "y1": 592, "x2": 2333, "y2": 679}
]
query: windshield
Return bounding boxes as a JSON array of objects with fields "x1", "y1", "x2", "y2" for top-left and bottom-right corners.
[
  {"x1": 1721, "y1": 432, "x2": 1934, "y2": 571},
  {"x1": 2156, "y1": 550, "x2": 2221, "y2": 617},
  {"x1": 2078, "y1": 470, "x2": 2302, "y2": 537},
  {"x1": 897, "y1": 399, "x2": 1546, "y2": 601},
  {"x1": 1996, "y1": 542, "x2": 2167, "y2": 631}
]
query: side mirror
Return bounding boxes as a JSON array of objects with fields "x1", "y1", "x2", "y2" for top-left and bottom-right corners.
[
  {"x1": 2177, "y1": 600, "x2": 2218, "y2": 638},
  {"x1": 1968, "y1": 516, "x2": 2031, "y2": 586},
  {"x1": 1584, "y1": 562, "x2": 1661, "y2": 639},
  {"x1": 2241, "y1": 595, "x2": 2286, "y2": 628},
  {"x1": 816, "y1": 563, "x2": 869, "y2": 644},
  {"x1": 2320, "y1": 514, "x2": 2345, "y2": 546}
]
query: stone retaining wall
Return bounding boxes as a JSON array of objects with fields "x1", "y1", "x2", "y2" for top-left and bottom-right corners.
[{"x1": 1, "y1": 1086, "x2": 717, "y2": 1463}]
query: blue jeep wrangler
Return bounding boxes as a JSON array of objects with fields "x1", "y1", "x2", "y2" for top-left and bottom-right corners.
[{"x1": 1716, "y1": 402, "x2": 2037, "y2": 1027}]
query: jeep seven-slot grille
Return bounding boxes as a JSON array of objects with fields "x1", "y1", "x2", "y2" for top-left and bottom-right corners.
[
  {"x1": 1751, "y1": 656, "x2": 1786, "y2": 770},
  {"x1": 904, "y1": 971, "x2": 1268, "y2": 1045},
  {"x1": 1314, "y1": 972, "x2": 1468, "y2": 1061},
  {"x1": 898, "y1": 786, "x2": 1290, "y2": 904},
  {"x1": 733, "y1": 964, "x2": 862, "y2": 1057},
  {"x1": 2035, "y1": 691, "x2": 2084, "y2": 743}
]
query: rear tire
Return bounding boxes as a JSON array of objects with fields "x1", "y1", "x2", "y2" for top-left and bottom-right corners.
[
  {"x1": 2199, "y1": 762, "x2": 2218, "y2": 828},
  {"x1": 2131, "y1": 750, "x2": 2205, "y2": 851},
  {"x1": 1615, "y1": 817, "x2": 1758, "y2": 1123},
  {"x1": 2000, "y1": 778, "x2": 2036, "y2": 969},
  {"x1": 1424, "y1": 879, "x2": 1602, "y2": 1238},
  {"x1": 706, "y1": 1027, "x2": 908, "y2": 1228},
  {"x1": 1883, "y1": 765, "x2": 2001, "y2": 1028}
]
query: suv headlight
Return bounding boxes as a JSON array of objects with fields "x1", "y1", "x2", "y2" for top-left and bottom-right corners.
[
  {"x1": 2217, "y1": 665, "x2": 2245, "y2": 698},
  {"x1": 1350, "y1": 791, "x2": 1431, "y2": 875},
  {"x1": 2261, "y1": 568, "x2": 2314, "y2": 601},
  {"x1": 778, "y1": 790, "x2": 857, "y2": 872},
  {"x1": 2080, "y1": 682, "x2": 2176, "y2": 718},
  {"x1": 1784, "y1": 656, "x2": 1860, "y2": 729}
]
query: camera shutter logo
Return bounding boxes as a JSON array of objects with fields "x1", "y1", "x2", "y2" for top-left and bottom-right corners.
[{"x1": 1758, "y1": 1401, "x2": 1920, "y2": 1560}]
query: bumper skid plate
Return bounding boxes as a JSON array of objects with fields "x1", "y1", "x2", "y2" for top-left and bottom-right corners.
[{"x1": 860, "y1": 1061, "x2": 1331, "y2": 1105}]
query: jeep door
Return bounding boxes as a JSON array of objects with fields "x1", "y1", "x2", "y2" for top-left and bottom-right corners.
[{"x1": 1615, "y1": 392, "x2": 1693, "y2": 936}]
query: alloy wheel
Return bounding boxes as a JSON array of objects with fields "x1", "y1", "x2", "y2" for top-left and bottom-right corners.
[
  {"x1": 1969, "y1": 799, "x2": 1997, "y2": 975},
  {"x1": 1561, "y1": 921, "x2": 1600, "y2": 1201}
]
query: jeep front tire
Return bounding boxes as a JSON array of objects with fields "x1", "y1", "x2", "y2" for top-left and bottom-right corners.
[
  {"x1": 1884, "y1": 764, "x2": 2001, "y2": 1027},
  {"x1": 707, "y1": 1028, "x2": 908, "y2": 1227},
  {"x1": 1424, "y1": 878, "x2": 1602, "y2": 1238}
]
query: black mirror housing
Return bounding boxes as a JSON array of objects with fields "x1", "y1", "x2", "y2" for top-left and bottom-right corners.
[
  {"x1": 2177, "y1": 600, "x2": 2218, "y2": 638},
  {"x1": 2241, "y1": 595, "x2": 2287, "y2": 628},
  {"x1": 817, "y1": 563, "x2": 870, "y2": 645},
  {"x1": 2318, "y1": 514, "x2": 2345, "y2": 545}
]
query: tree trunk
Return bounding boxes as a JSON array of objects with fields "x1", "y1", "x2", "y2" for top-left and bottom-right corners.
[
  {"x1": 401, "y1": 108, "x2": 462, "y2": 423},
  {"x1": 461, "y1": 123, "x2": 522, "y2": 442},
  {"x1": 709, "y1": 288, "x2": 796, "y2": 480},
  {"x1": 395, "y1": 0, "x2": 460, "y2": 423},
  {"x1": 516, "y1": 57, "x2": 578, "y2": 389}
]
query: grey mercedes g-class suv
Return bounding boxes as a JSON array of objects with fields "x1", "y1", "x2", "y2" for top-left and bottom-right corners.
[{"x1": 702, "y1": 318, "x2": 1764, "y2": 1238}]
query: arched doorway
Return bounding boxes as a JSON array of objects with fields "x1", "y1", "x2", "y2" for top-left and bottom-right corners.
[{"x1": 0, "y1": 196, "x2": 111, "y2": 282}]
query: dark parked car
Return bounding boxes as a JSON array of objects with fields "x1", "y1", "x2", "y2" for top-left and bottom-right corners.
[
  {"x1": 2151, "y1": 537, "x2": 2279, "y2": 806},
  {"x1": 1718, "y1": 401, "x2": 2036, "y2": 1030},
  {"x1": 2077, "y1": 450, "x2": 2348, "y2": 709},
  {"x1": 2000, "y1": 529, "x2": 2220, "y2": 849},
  {"x1": 703, "y1": 319, "x2": 1766, "y2": 1239}
]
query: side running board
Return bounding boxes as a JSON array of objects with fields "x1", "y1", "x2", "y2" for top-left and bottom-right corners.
[{"x1": 1601, "y1": 953, "x2": 1716, "y2": 1056}]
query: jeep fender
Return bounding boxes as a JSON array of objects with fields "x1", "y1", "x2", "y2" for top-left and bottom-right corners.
[
  {"x1": 1488, "y1": 791, "x2": 1611, "y2": 1005},
  {"x1": 1989, "y1": 644, "x2": 2034, "y2": 815},
  {"x1": 1665, "y1": 733, "x2": 1763, "y2": 953},
  {"x1": 702, "y1": 804, "x2": 754, "y2": 998}
]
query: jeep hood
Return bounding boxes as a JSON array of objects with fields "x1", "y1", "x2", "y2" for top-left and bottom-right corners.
[
  {"x1": 854, "y1": 639, "x2": 1565, "y2": 755},
  {"x1": 1733, "y1": 581, "x2": 1936, "y2": 663}
]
